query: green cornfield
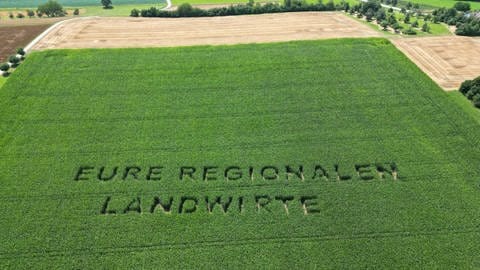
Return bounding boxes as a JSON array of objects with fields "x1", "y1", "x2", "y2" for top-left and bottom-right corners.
[{"x1": 0, "y1": 38, "x2": 480, "y2": 268}]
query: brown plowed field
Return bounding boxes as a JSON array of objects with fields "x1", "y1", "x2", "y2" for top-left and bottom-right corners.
[
  {"x1": 30, "y1": 12, "x2": 381, "y2": 50},
  {"x1": 392, "y1": 36, "x2": 480, "y2": 90},
  {"x1": 0, "y1": 24, "x2": 51, "y2": 62}
]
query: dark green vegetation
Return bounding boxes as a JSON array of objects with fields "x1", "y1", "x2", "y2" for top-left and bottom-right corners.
[
  {"x1": 348, "y1": 2, "x2": 448, "y2": 35},
  {"x1": 460, "y1": 76, "x2": 480, "y2": 108},
  {"x1": 37, "y1": 0, "x2": 65, "y2": 16},
  {"x1": 135, "y1": 0, "x2": 342, "y2": 17},
  {"x1": 1, "y1": 39, "x2": 480, "y2": 268},
  {"x1": 433, "y1": 7, "x2": 480, "y2": 36}
]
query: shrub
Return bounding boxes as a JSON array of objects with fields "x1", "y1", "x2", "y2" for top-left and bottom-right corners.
[
  {"x1": 387, "y1": 13, "x2": 397, "y2": 25},
  {"x1": 411, "y1": 20, "x2": 419, "y2": 27},
  {"x1": 460, "y1": 79, "x2": 473, "y2": 95},
  {"x1": 375, "y1": 9, "x2": 386, "y2": 23},
  {"x1": 37, "y1": 11, "x2": 44, "y2": 17},
  {"x1": 37, "y1": 0, "x2": 65, "y2": 17},
  {"x1": 27, "y1": 10, "x2": 35, "y2": 18},
  {"x1": 9, "y1": 55, "x2": 20, "y2": 63},
  {"x1": 73, "y1": 8, "x2": 80, "y2": 15},
  {"x1": 0, "y1": 63, "x2": 9, "y2": 72},
  {"x1": 392, "y1": 22, "x2": 402, "y2": 32},
  {"x1": 101, "y1": 0, "x2": 113, "y2": 9},
  {"x1": 9, "y1": 12, "x2": 14, "y2": 19},
  {"x1": 16, "y1": 13, "x2": 25, "y2": 18},
  {"x1": 381, "y1": 20, "x2": 389, "y2": 30},
  {"x1": 16, "y1": 48, "x2": 26, "y2": 56},
  {"x1": 460, "y1": 77, "x2": 480, "y2": 109},
  {"x1": 454, "y1": 1, "x2": 470, "y2": 12},
  {"x1": 8, "y1": 55, "x2": 20, "y2": 67},
  {"x1": 402, "y1": 27, "x2": 417, "y2": 35},
  {"x1": 130, "y1": 8, "x2": 139, "y2": 17},
  {"x1": 421, "y1": 22, "x2": 430, "y2": 32},
  {"x1": 177, "y1": 3, "x2": 194, "y2": 16}
]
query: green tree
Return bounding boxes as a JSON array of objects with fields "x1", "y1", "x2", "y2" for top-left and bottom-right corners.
[
  {"x1": 411, "y1": 20, "x2": 419, "y2": 27},
  {"x1": 16, "y1": 48, "x2": 25, "y2": 56},
  {"x1": 73, "y1": 8, "x2": 80, "y2": 15},
  {"x1": 0, "y1": 63, "x2": 9, "y2": 72},
  {"x1": 380, "y1": 20, "x2": 389, "y2": 30},
  {"x1": 365, "y1": 8, "x2": 374, "y2": 21},
  {"x1": 37, "y1": 0, "x2": 65, "y2": 17},
  {"x1": 454, "y1": 1, "x2": 470, "y2": 12},
  {"x1": 27, "y1": 10, "x2": 35, "y2": 18},
  {"x1": 101, "y1": 0, "x2": 113, "y2": 9},
  {"x1": 392, "y1": 22, "x2": 402, "y2": 32},
  {"x1": 177, "y1": 3, "x2": 193, "y2": 16},
  {"x1": 8, "y1": 55, "x2": 20, "y2": 67},
  {"x1": 404, "y1": 13, "x2": 410, "y2": 23},
  {"x1": 421, "y1": 22, "x2": 430, "y2": 32},
  {"x1": 387, "y1": 13, "x2": 397, "y2": 25},
  {"x1": 130, "y1": 8, "x2": 140, "y2": 17}
]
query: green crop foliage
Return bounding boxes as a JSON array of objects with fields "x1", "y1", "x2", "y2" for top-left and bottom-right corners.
[{"x1": 0, "y1": 39, "x2": 480, "y2": 268}]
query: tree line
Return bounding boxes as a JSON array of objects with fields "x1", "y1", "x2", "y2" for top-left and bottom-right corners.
[{"x1": 131, "y1": 0, "x2": 344, "y2": 18}]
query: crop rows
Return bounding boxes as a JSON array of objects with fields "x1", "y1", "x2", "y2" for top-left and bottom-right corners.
[{"x1": 0, "y1": 39, "x2": 480, "y2": 268}]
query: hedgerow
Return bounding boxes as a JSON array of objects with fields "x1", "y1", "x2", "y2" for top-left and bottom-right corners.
[{"x1": 135, "y1": 0, "x2": 344, "y2": 18}]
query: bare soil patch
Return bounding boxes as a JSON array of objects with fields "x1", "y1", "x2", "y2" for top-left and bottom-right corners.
[
  {"x1": 0, "y1": 24, "x2": 51, "y2": 62},
  {"x1": 30, "y1": 12, "x2": 381, "y2": 50},
  {"x1": 392, "y1": 36, "x2": 480, "y2": 90}
]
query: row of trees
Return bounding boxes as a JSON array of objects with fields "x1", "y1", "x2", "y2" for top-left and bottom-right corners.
[
  {"x1": 0, "y1": 49, "x2": 26, "y2": 77},
  {"x1": 6, "y1": 8, "x2": 80, "y2": 19},
  {"x1": 459, "y1": 77, "x2": 480, "y2": 108},
  {"x1": 432, "y1": 5, "x2": 480, "y2": 36},
  {"x1": 132, "y1": 0, "x2": 344, "y2": 18},
  {"x1": 4, "y1": 0, "x2": 113, "y2": 19}
]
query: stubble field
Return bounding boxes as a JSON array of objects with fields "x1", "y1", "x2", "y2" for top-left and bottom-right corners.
[
  {"x1": 30, "y1": 12, "x2": 381, "y2": 50},
  {"x1": 1, "y1": 38, "x2": 480, "y2": 268},
  {"x1": 393, "y1": 36, "x2": 480, "y2": 90}
]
